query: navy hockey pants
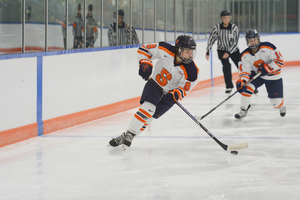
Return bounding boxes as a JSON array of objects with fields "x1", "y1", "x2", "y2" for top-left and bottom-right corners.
[{"x1": 140, "y1": 80, "x2": 174, "y2": 119}]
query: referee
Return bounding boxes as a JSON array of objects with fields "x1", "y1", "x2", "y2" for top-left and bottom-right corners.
[
  {"x1": 107, "y1": 9, "x2": 140, "y2": 46},
  {"x1": 206, "y1": 10, "x2": 240, "y2": 95}
]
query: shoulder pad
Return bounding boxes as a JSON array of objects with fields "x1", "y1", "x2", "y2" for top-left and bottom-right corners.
[
  {"x1": 158, "y1": 42, "x2": 176, "y2": 57},
  {"x1": 241, "y1": 48, "x2": 251, "y2": 59},
  {"x1": 181, "y1": 61, "x2": 199, "y2": 82},
  {"x1": 159, "y1": 42, "x2": 176, "y2": 52},
  {"x1": 260, "y1": 42, "x2": 277, "y2": 50}
]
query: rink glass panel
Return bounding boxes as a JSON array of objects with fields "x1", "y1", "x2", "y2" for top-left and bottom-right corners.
[{"x1": 0, "y1": 0, "x2": 299, "y2": 55}]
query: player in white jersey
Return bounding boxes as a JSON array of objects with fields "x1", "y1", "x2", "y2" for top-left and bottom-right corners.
[
  {"x1": 235, "y1": 29, "x2": 286, "y2": 119},
  {"x1": 108, "y1": 35, "x2": 199, "y2": 149}
]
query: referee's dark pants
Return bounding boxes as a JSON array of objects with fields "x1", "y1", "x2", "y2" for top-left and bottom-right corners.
[{"x1": 217, "y1": 50, "x2": 241, "y2": 89}]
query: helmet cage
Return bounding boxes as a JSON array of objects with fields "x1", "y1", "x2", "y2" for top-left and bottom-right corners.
[
  {"x1": 246, "y1": 30, "x2": 260, "y2": 49},
  {"x1": 246, "y1": 36, "x2": 260, "y2": 49},
  {"x1": 178, "y1": 48, "x2": 197, "y2": 64},
  {"x1": 175, "y1": 35, "x2": 197, "y2": 64}
]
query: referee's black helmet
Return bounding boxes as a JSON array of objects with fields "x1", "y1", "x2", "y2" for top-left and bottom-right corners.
[{"x1": 220, "y1": 10, "x2": 231, "y2": 17}]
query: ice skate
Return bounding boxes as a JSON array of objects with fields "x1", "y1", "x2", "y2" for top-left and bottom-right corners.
[
  {"x1": 225, "y1": 88, "x2": 232, "y2": 95},
  {"x1": 235, "y1": 105, "x2": 251, "y2": 119},
  {"x1": 279, "y1": 106, "x2": 286, "y2": 117},
  {"x1": 122, "y1": 131, "x2": 135, "y2": 149},
  {"x1": 108, "y1": 131, "x2": 135, "y2": 150}
]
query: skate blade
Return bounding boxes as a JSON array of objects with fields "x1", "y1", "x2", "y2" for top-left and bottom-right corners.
[{"x1": 108, "y1": 144, "x2": 127, "y2": 150}]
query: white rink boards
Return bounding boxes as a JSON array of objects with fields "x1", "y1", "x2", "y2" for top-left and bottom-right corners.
[{"x1": 0, "y1": 66, "x2": 299, "y2": 200}]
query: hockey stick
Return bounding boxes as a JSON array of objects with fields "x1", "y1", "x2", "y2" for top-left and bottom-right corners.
[
  {"x1": 195, "y1": 72, "x2": 262, "y2": 121},
  {"x1": 150, "y1": 78, "x2": 248, "y2": 152}
]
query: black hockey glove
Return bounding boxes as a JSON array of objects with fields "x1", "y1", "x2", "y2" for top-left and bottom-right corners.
[
  {"x1": 258, "y1": 63, "x2": 273, "y2": 76},
  {"x1": 162, "y1": 89, "x2": 182, "y2": 106},
  {"x1": 236, "y1": 78, "x2": 247, "y2": 93},
  {"x1": 139, "y1": 59, "x2": 153, "y2": 80}
]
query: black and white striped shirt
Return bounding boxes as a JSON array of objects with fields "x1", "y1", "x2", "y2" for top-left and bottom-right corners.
[
  {"x1": 206, "y1": 23, "x2": 239, "y2": 54},
  {"x1": 108, "y1": 22, "x2": 139, "y2": 46}
]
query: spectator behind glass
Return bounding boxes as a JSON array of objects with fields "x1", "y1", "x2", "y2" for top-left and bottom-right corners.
[
  {"x1": 72, "y1": 4, "x2": 83, "y2": 48},
  {"x1": 107, "y1": 9, "x2": 139, "y2": 46},
  {"x1": 61, "y1": 0, "x2": 76, "y2": 49},
  {"x1": 85, "y1": 4, "x2": 98, "y2": 48}
]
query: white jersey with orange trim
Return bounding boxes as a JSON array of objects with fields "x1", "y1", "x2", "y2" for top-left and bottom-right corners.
[
  {"x1": 137, "y1": 42, "x2": 199, "y2": 99},
  {"x1": 239, "y1": 42, "x2": 284, "y2": 81}
]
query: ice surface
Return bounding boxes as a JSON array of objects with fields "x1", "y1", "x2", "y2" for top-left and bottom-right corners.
[{"x1": 0, "y1": 67, "x2": 300, "y2": 200}]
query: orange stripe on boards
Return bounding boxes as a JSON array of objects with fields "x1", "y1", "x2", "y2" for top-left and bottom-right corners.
[
  {"x1": 43, "y1": 97, "x2": 140, "y2": 135},
  {"x1": 2, "y1": 72, "x2": 239, "y2": 148},
  {"x1": 284, "y1": 61, "x2": 300, "y2": 67},
  {"x1": 192, "y1": 72, "x2": 239, "y2": 91},
  {"x1": 3, "y1": 63, "x2": 300, "y2": 148},
  {"x1": 0, "y1": 123, "x2": 37, "y2": 148}
]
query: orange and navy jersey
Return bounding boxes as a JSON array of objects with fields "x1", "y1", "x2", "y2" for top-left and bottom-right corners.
[
  {"x1": 137, "y1": 42, "x2": 199, "y2": 99},
  {"x1": 239, "y1": 42, "x2": 284, "y2": 81}
]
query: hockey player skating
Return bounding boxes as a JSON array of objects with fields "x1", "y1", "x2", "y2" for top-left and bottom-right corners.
[
  {"x1": 235, "y1": 29, "x2": 286, "y2": 119},
  {"x1": 108, "y1": 35, "x2": 199, "y2": 149}
]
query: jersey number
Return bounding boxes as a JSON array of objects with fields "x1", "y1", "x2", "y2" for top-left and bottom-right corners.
[
  {"x1": 254, "y1": 51, "x2": 283, "y2": 69},
  {"x1": 253, "y1": 59, "x2": 264, "y2": 69},
  {"x1": 183, "y1": 82, "x2": 191, "y2": 91},
  {"x1": 146, "y1": 44, "x2": 157, "y2": 49},
  {"x1": 156, "y1": 68, "x2": 172, "y2": 86},
  {"x1": 155, "y1": 68, "x2": 191, "y2": 91}
]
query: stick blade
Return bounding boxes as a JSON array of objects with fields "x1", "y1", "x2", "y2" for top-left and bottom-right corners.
[
  {"x1": 194, "y1": 115, "x2": 202, "y2": 121},
  {"x1": 227, "y1": 142, "x2": 248, "y2": 151}
]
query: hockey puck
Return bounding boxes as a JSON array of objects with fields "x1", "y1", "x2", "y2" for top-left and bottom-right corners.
[{"x1": 231, "y1": 151, "x2": 238, "y2": 155}]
